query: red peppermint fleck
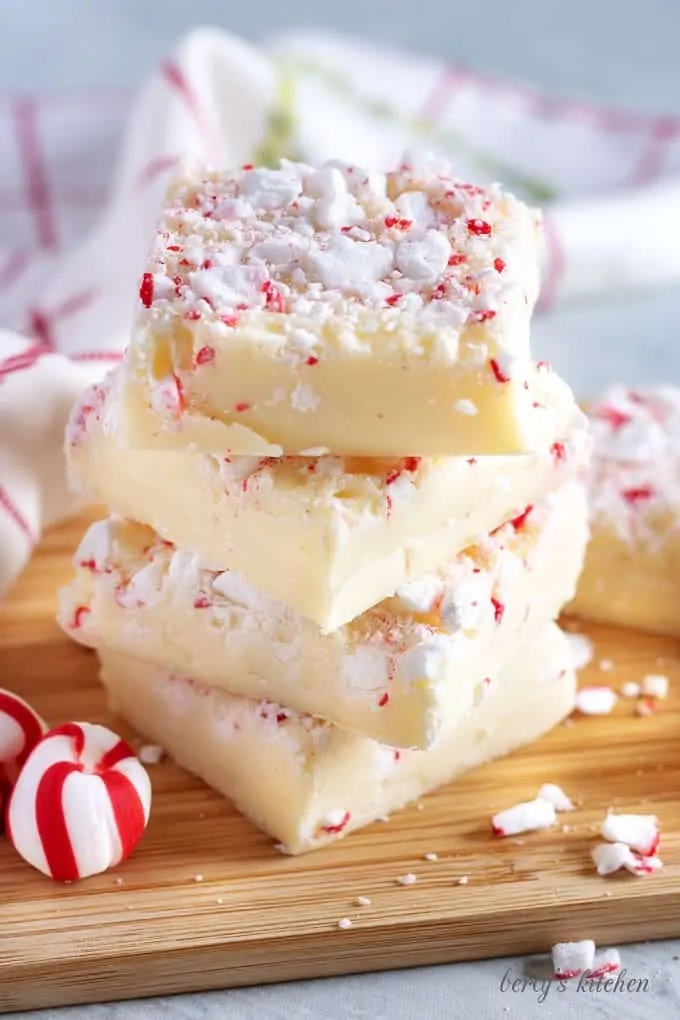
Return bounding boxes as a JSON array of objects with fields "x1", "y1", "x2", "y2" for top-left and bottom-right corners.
[
  {"x1": 489, "y1": 358, "x2": 510, "y2": 384},
  {"x1": 622, "y1": 485, "x2": 655, "y2": 505},
  {"x1": 646, "y1": 829, "x2": 661, "y2": 857},
  {"x1": 550, "y1": 441, "x2": 566, "y2": 463},
  {"x1": 393, "y1": 750, "x2": 401, "y2": 762},
  {"x1": 493, "y1": 257, "x2": 506, "y2": 273},
  {"x1": 193, "y1": 593, "x2": 211, "y2": 609},
  {"x1": 306, "y1": 355, "x2": 319, "y2": 366},
  {"x1": 242, "y1": 163, "x2": 254, "y2": 170},
  {"x1": 554, "y1": 969, "x2": 582, "y2": 981},
  {"x1": 195, "y1": 345, "x2": 215, "y2": 366},
  {"x1": 184, "y1": 309, "x2": 201, "y2": 321},
  {"x1": 70, "y1": 605, "x2": 90, "y2": 629},
  {"x1": 167, "y1": 245, "x2": 182, "y2": 252},
  {"x1": 378, "y1": 693, "x2": 389, "y2": 707},
  {"x1": 139, "y1": 273, "x2": 154, "y2": 307},
  {"x1": 221, "y1": 314, "x2": 239, "y2": 327},
  {"x1": 235, "y1": 402, "x2": 251, "y2": 413},
  {"x1": 276, "y1": 712, "x2": 288, "y2": 724},
  {"x1": 467, "y1": 457, "x2": 477, "y2": 465},
  {"x1": 491, "y1": 597, "x2": 505, "y2": 624},
  {"x1": 385, "y1": 293, "x2": 402, "y2": 306},
  {"x1": 448, "y1": 253, "x2": 467, "y2": 266},
  {"x1": 385, "y1": 456, "x2": 422, "y2": 485},
  {"x1": 322, "y1": 810, "x2": 351, "y2": 834},
  {"x1": 202, "y1": 259, "x2": 214, "y2": 269},
  {"x1": 179, "y1": 258, "x2": 192, "y2": 267},
  {"x1": 491, "y1": 822, "x2": 506, "y2": 837},
  {"x1": 174, "y1": 373, "x2": 186, "y2": 411},
  {"x1": 536, "y1": 360, "x2": 551, "y2": 371},
  {"x1": 467, "y1": 218, "x2": 492, "y2": 236},
  {"x1": 384, "y1": 216, "x2": 413, "y2": 230},
  {"x1": 588, "y1": 961, "x2": 620, "y2": 979},
  {"x1": 473, "y1": 309, "x2": 496, "y2": 323},
  {"x1": 597, "y1": 406, "x2": 631, "y2": 431},
  {"x1": 509, "y1": 505, "x2": 533, "y2": 531},
  {"x1": 261, "y1": 279, "x2": 285, "y2": 313}
]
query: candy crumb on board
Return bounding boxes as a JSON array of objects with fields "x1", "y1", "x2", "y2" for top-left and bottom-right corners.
[
  {"x1": 592, "y1": 842, "x2": 663, "y2": 877},
  {"x1": 537, "y1": 783, "x2": 574, "y2": 811},
  {"x1": 396, "y1": 873, "x2": 417, "y2": 886},
  {"x1": 491, "y1": 797, "x2": 555, "y2": 836},
  {"x1": 620, "y1": 682, "x2": 640, "y2": 698},
  {"x1": 138, "y1": 744, "x2": 164, "y2": 764},
  {"x1": 575, "y1": 686, "x2": 617, "y2": 715},
  {"x1": 354, "y1": 896, "x2": 371, "y2": 907},
  {"x1": 599, "y1": 659, "x2": 614, "y2": 672},
  {"x1": 641, "y1": 674, "x2": 669, "y2": 699},
  {"x1": 337, "y1": 918, "x2": 353, "y2": 930}
]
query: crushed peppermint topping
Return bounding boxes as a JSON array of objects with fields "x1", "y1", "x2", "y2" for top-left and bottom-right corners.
[
  {"x1": 491, "y1": 798, "x2": 556, "y2": 837},
  {"x1": 592, "y1": 842, "x2": 663, "y2": 877},
  {"x1": 575, "y1": 686, "x2": 617, "y2": 716},
  {"x1": 587, "y1": 385, "x2": 680, "y2": 547},
  {"x1": 135, "y1": 156, "x2": 538, "y2": 351}
]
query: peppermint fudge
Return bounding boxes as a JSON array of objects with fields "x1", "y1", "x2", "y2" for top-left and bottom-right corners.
[
  {"x1": 59, "y1": 482, "x2": 587, "y2": 749},
  {"x1": 99, "y1": 623, "x2": 576, "y2": 854},
  {"x1": 569, "y1": 385, "x2": 680, "y2": 636},
  {"x1": 120, "y1": 156, "x2": 542, "y2": 456},
  {"x1": 66, "y1": 362, "x2": 589, "y2": 631}
]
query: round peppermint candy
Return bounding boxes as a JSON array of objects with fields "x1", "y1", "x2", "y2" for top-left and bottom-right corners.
[
  {"x1": 0, "y1": 688, "x2": 46, "y2": 812},
  {"x1": 7, "y1": 722, "x2": 151, "y2": 881}
]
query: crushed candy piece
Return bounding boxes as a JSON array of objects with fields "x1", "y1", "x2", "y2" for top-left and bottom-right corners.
[
  {"x1": 601, "y1": 812, "x2": 659, "y2": 855},
  {"x1": 620, "y1": 681, "x2": 640, "y2": 698},
  {"x1": 396, "y1": 872, "x2": 417, "y2": 886},
  {"x1": 537, "y1": 783, "x2": 574, "y2": 812},
  {"x1": 337, "y1": 917, "x2": 353, "y2": 930},
  {"x1": 641, "y1": 674, "x2": 669, "y2": 699},
  {"x1": 551, "y1": 939, "x2": 596, "y2": 979},
  {"x1": 575, "y1": 686, "x2": 617, "y2": 716},
  {"x1": 491, "y1": 797, "x2": 555, "y2": 837},
  {"x1": 138, "y1": 744, "x2": 164, "y2": 765}
]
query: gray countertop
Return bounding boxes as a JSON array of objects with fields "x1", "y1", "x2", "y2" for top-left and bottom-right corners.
[{"x1": 3, "y1": 2, "x2": 680, "y2": 1017}]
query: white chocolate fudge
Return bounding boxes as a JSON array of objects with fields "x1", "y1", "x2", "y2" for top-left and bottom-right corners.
[
  {"x1": 58, "y1": 482, "x2": 588, "y2": 749},
  {"x1": 66, "y1": 364, "x2": 589, "y2": 631},
  {"x1": 568, "y1": 385, "x2": 680, "y2": 636},
  {"x1": 99, "y1": 623, "x2": 575, "y2": 854},
  {"x1": 120, "y1": 156, "x2": 542, "y2": 457}
]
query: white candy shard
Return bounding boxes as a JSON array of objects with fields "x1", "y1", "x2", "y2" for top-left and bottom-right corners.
[
  {"x1": 7, "y1": 722, "x2": 151, "y2": 881},
  {"x1": 590, "y1": 948, "x2": 622, "y2": 977},
  {"x1": 491, "y1": 797, "x2": 556, "y2": 836},
  {"x1": 551, "y1": 939, "x2": 596, "y2": 978},
  {"x1": 396, "y1": 872, "x2": 417, "y2": 886},
  {"x1": 565, "y1": 633, "x2": 593, "y2": 671},
  {"x1": 592, "y1": 841, "x2": 662, "y2": 877},
  {"x1": 537, "y1": 783, "x2": 574, "y2": 812},
  {"x1": 575, "y1": 686, "x2": 617, "y2": 715},
  {"x1": 620, "y1": 681, "x2": 640, "y2": 698},
  {"x1": 601, "y1": 812, "x2": 660, "y2": 855},
  {"x1": 641, "y1": 674, "x2": 669, "y2": 699}
]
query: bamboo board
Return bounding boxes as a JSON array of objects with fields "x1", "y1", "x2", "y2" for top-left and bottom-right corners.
[{"x1": 1, "y1": 511, "x2": 679, "y2": 1013}]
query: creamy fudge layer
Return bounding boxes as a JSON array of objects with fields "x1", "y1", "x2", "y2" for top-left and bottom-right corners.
[
  {"x1": 568, "y1": 385, "x2": 680, "y2": 636},
  {"x1": 66, "y1": 363, "x2": 589, "y2": 631},
  {"x1": 120, "y1": 156, "x2": 542, "y2": 457},
  {"x1": 99, "y1": 623, "x2": 575, "y2": 854},
  {"x1": 59, "y1": 482, "x2": 587, "y2": 748}
]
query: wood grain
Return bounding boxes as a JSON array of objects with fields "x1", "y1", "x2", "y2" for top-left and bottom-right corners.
[{"x1": 1, "y1": 511, "x2": 679, "y2": 1013}]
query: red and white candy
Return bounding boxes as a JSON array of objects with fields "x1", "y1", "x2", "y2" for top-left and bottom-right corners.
[
  {"x1": 7, "y1": 722, "x2": 151, "y2": 881},
  {"x1": 0, "y1": 688, "x2": 46, "y2": 812}
]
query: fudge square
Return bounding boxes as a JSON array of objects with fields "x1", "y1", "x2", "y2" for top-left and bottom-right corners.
[
  {"x1": 120, "y1": 155, "x2": 543, "y2": 457},
  {"x1": 58, "y1": 482, "x2": 587, "y2": 749},
  {"x1": 99, "y1": 622, "x2": 575, "y2": 855},
  {"x1": 568, "y1": 384, "x2": 680, "y2": 637},
  {"x1": 66, "y1": 362, "x2": 589, "y2": 631}
]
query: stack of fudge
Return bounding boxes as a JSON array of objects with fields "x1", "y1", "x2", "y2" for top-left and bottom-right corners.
[{"x1": 59, "y1": 156, "x2": 591, "y2": 854}]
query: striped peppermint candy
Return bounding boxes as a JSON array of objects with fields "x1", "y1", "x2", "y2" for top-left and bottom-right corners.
[
  {"x1": 0, "y1": 689, "x2": 46, "y2": 813},
  {"x1": 7, "y1": 722, "x2": 151, "y2": 881}
]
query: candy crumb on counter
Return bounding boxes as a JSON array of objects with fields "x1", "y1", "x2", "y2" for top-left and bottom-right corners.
[
  {"x1": 575, "y1": 687, "x2": 617, "y2": 715},
  {"x1": 457, "y1": 875, "x2": 469, "y2": 885},
  {"x1": 491, "y1": 797, "x2": 556, "y2": 836},
  {"x1": 620, "y1": 682, "x2": 640, "y2": 698},
  {"x1": 396, "y1": 873, "x2": 417, "y2": 886},
  {"x1": 537, "y1": 783, "x2": 574, "y2": 812},
  {"x1": 565, "y1": 633, "x2": 593, "y2": 671},
  {"x1": 337, "y1": 918, "x2": 353, "y2": 930},
  {"x1": 138, "y1": 743, "x2": 164, "y2": 764},
  {"x1": 601, "y1": 812, "x2": 660, "y2": 855},
  {"x1": 598, "y1": 659, "x2": 614, "y2": 672},
  {"x1": 424, "y1": 852, "x2": 438, "y2": 861},
  {"x1": 641, "y1": 674, "x2": 669, "y2": 699},
  {"x1": 551, "y1": 939, "x2": 595, "y2": 978}
]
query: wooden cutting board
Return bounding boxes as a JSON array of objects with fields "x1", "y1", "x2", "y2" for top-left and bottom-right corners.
[{"x1": 1, "y1": 511, "x2": 679, "y2": 1013}]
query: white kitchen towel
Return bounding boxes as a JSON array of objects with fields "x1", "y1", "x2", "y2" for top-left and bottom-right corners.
[{"x1": 1, "y1": 26, "x2": 679, "y2": 596}]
